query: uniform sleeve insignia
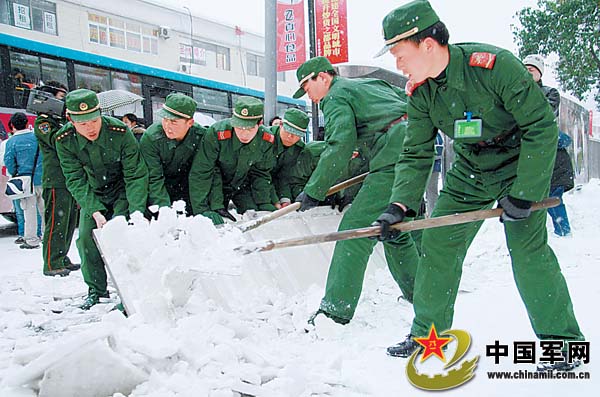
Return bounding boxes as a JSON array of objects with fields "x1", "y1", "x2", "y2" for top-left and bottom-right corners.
[
  {"x1": 469, "y1": 52, "x2": 496, "y2": 69},
  {"x1": 405, "y1": 79, "x2": 425, "y2": 97},
  {"x1": 351, "y1": 150, "x2": 360, "y2": 159},
  {"x1": 262, "y1": 132, "x2": 275, "y2": 144},
  {"x1": 217, "y1": 130, "x2": 232, "y2": 140},
  {"x1": 38, "y1": 122, "x2": 51, "y2": 135}
]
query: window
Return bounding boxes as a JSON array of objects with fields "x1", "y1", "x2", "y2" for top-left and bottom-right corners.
[
  {"x1": 216, "y1": 46, "x2": 230, "y2": 71},
  {"x1": 111, "y1": 71, "x2": 143, "y2": 118},
  {"x1": 74, "y1": 64, "x2": 110, "y2": 93},
  {"x1": 142, "y1": 27, "x2": 158, "y2": 54},
  {"x1": 191, "y1": 40, "x2": 230, "y2": 71},
  {"x1": 1, "y1": 0, "x2": 58, "y2": 35},
  {"x1": 40, "y1": 57, "x2": 68, "y2": 86},
  {"x1": 126, "y1": 22, "x2": 142, "y2": 53},
  {"x1": 88, "y1": 12, "x2": 157, "y2": 55},
  {"x1": 109, "y1": 17, "x2": 126, "y2": 49},
  {"x1": 192, "y1": 86, "x2": 230, "y2": 113},
  {"x1": 9, "y1": 51, "x2": 67, "y2": 107},
  {"x1": 247, "y1": 53, "x2": 263, "y2": 78},
  {"x1": 179, "y1": 44, "x2": 206, "y2": 66},
  {"x1": 247, "y1": 53, "x2": 286, "y2": 81}
]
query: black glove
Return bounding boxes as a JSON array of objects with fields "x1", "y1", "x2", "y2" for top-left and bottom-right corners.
[
  {"x1": 336, "y1": 195, "x2": 353, "y2": 212},
  {"x1": 215, "y1": 208, "x2": 237, "y2": 222},
  {"x1": 295, "y1": 191, "x2": 320, "y2": 212},
  {"x1": 498, "y1": 196, "x2": 532, "y2": 222},
  {"x1": 372, "y1": 204, "x2": 415, "y2": 241}
]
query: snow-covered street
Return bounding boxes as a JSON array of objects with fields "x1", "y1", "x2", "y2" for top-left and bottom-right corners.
[{"x1": 1, "y1": 181, "x2": 599, "y2": 396}]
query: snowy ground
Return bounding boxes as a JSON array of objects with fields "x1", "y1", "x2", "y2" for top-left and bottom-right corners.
[{"x1": 1, "y1": 181, "x2": 599, "y2": 396}]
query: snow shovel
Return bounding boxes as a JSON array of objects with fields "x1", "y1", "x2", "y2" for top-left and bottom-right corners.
[
  {"x1": 92, "y1": 229, "x2": 136, "y2": 316},
  {"x1": 236, "y1": 197, "x2": 559, "y2": 254},
  {"x1": 238, "y1": 171, "x2": 369, "y2": 232}
]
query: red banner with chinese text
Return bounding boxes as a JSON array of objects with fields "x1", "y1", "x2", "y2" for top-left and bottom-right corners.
[
  {"x1": 315, "y1": 0, "x2": 348, "y2": 64},
  {"x1": 276, "y1": 0, "x2": 306, "y2": 72}
]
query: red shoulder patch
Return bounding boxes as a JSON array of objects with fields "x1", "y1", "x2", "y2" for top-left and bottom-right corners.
[
  {"x1": 217, "y1": 130, "x2": 232, "y2": 140},
  {"x1": 405, "y1": 79, "x2": 425, "y2": 97},
  {"x1": 262, "y1": 132, "x2": 275, "y2": 144},
  {"x1": 469, "y1": 52, "x2": 496, "y2": 69},
  {"x1": 351, "y1": 150, "x2": 360, "y2": 159}
]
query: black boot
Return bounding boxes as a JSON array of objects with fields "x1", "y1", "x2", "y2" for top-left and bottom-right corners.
[
  {"x1": 43, "y1": 268, "x2": 71, "y2": 277},
  {"x1": 65, "y1": 262, "x2": 81, "y2": 271},
  {"x1": 387, "y1": 334, "x2": 422, "y2": 357},
  {"x1": 80, "y1": 291, "x2": 110, "y2": 310}
]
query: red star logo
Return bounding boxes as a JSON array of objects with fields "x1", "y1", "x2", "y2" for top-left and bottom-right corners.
[{"x1": 414, "y1": 324, "x2": 452, "y2": 362}]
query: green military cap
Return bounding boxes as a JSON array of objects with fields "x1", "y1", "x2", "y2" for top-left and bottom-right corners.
[
  {"x1": 158, "y1": 93, "x2": 197, "y2": 120},
  {"x1": 282, "y1": 108, "x2": 309, "y2": 137},
  {"x1": 65, "y1": 89, "x2": 101, "y2": 122},
  {"x1": 374, "y1": 0, "x2": 440, "y2": 58},
  {"x1": 292, "y1": 56, "x2": 335, "y2": 99},
  {"x1": 231, "y1": 96, "x2": 264, "y2": 128}
]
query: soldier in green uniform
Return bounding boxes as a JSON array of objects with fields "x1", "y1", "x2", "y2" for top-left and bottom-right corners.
[
  {"x1": 140, "y1": 93, "x2": 206, "y2": 214},
  {"x1": 292, "y1": 57, "x2": 420, "y2": 325},
  {"x1": 375, "y1": 1, "x2": 584, "y2": 369},
  {"x1": 268, "y1": 108, "x2": 309, "y2": 208},
  {"x1": 189, "y1": 96, "x2": 277, "y2": 224},
  {"x1": 33, "y1": 82, "x2": 80, "y2": 277},
  {"x1": 55, "y1": 89, "x2": 148, "y2": 310}
]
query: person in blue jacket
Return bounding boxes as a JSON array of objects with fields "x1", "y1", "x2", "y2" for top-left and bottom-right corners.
[{"x1": 4, "y1": 112, "x2": 44, "y2": 249}]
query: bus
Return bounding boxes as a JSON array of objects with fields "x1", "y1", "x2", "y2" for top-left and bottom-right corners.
[
  {"x1": 0, "y1": 32, "x2": 306, "y2": 128},
  {"x1": 0, "y1": 32, "x2": 307, "y2": 223}
]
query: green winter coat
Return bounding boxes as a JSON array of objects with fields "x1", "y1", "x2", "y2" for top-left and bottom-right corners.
[
  {"x1": 391, "y1": 43, "x2": 558, "y2": 210},
  {"x1": 139, "y1": 121, "x2": 206, "y2": 209},
  {"x1": 189, "y1": 119, "x2": 276, "y2": 215},
  {"x1": 304, "y1": 76, "x2": 408, "y2": 200},
  {"x1": 268, "y1": 125, "x2": 305, "y2": 203},
  {"x1": 55, "y1": 116, "x2": 149, "y2": 215},
  {"x1": 34, "y1": 114, "x2": 66, "y2": 188}
]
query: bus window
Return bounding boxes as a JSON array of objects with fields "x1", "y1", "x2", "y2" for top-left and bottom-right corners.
[
  {"x1": 111, "y1": 71, "x2": 144, "y2": 119},
  {"x1": 40, "y1": 57, "x2": 67, "y2": 87},
  {"x1": 192, "y1": 86, "x2": 229, "y2": 114},
  {"x1": 151, "y1": 95, "x2": 165, "y2": 123},
  {"x1": 10, "y1": 52, "x2": 38, "y2": 108},
  {"x1": 74, "y1": 64, "x2": 110, "y2": 92}
]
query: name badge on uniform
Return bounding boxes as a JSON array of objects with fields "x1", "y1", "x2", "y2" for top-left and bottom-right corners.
[{"x1": 454, "y1": 111, "x2": 482, "y2": 139}]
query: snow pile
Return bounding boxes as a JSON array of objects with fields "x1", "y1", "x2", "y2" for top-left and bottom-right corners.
[{"x1": 97, "y1": 203, "x2": 245, "y2": 320}]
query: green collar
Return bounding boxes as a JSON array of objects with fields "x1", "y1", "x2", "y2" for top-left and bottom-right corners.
[
  {"x1": 165, "y1": 124, "x2": 201, "y2": 150},
  {"x1": 428, "y1": 45, "x2": 466, "y2": 93}
]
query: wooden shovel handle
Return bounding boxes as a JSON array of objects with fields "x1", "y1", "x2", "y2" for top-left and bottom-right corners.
[
  {"x1": 238, "y1": 197, "x2": 559, "y2": 254},
  {"x1": 238, "y1": 172, "x2": 369, "y2": 233}
]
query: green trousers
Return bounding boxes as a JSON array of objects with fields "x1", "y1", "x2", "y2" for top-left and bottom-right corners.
[
  {"x1": 42, "y1": 187, "x2": 79, "y2": 272},
  {"x1": 320, "y1": 165, "x2": 420, "y2": 321},
  {"x1": 77, "y1": 198, "x2": 128, "y2": 295},
  {"x1": 411, "y1": 147, "x2": 583, "y2": 342}
]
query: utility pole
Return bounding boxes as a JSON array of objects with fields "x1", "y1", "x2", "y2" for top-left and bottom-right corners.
[
  {"x1": 307, "y1": 0, "x2": 319, "y2": 140},
  {"x1": 264, "y1": 0, "x2": 277, "y2": 124},
  {"x1": 183, "y1": 6, "x2": 193, "y2": 73}
]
